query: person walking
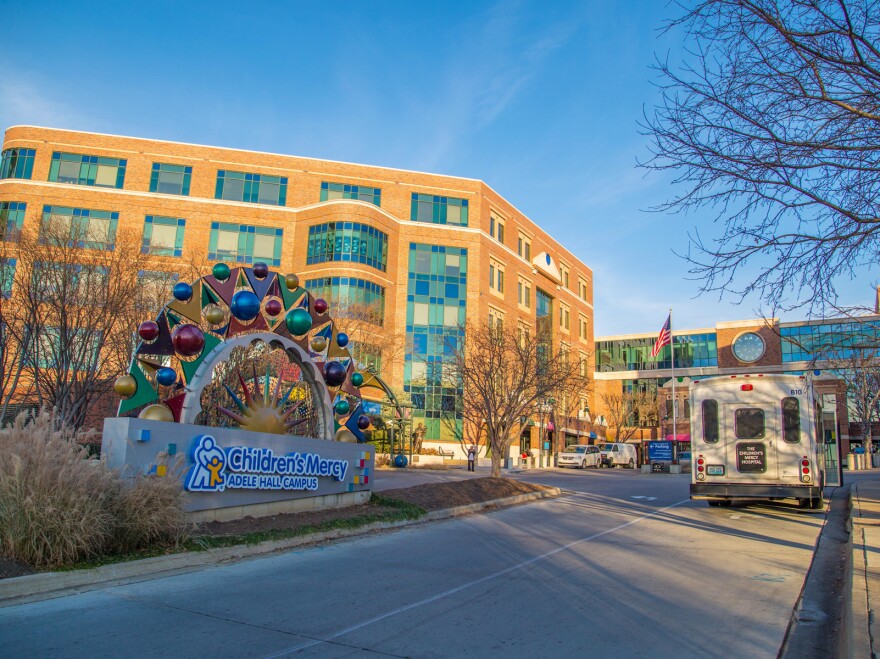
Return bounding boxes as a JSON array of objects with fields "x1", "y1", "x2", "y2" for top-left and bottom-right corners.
[{"x1": 467, "y1": 445, "x2": 476, "y2": 472}]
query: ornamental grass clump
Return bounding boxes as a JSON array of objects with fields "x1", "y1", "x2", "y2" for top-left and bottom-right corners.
[{"x1": 0, "y1": 411, "x2": 190, "y2": 569}]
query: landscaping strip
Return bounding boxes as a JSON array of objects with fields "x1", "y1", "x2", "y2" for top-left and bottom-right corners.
[{"x1": 0, "y1": 486, "x2": 560, "y2": 605}]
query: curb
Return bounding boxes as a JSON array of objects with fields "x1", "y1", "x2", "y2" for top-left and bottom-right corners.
[
  {"x1": 0, "y1": 486, "x2": 561, "y2": 605},
  {"x1": 778, "y1": 485, "x2": 853, "y2": 658}
]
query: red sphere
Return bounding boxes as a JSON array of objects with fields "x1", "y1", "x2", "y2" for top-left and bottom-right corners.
[
  {"x1": 172, "y1": 324, "x2": 205, "y2": 357},
  {"x1": 138, "y1": 321, "x2": 160, "y2": 342},
  {"x1": 313, "y1": 298, "x2": 328, "y2": 314},
  {"x1": 265, "y1": 298, "x2": 283, "y2": 317}
]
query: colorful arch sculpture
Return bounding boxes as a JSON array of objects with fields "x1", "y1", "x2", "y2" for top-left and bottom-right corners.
[{"x1": 114, "y1": 262, "x2": 371, "y2": 442}]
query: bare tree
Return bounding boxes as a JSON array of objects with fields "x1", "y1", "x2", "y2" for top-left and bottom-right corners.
[
  {"x1": 643, "y1": 0, "x2": 880, "y2": 312},
  {"x1": 443, "y1": 323, "x2": 583, "y2": 477},
  {"x1": 1, "y1": 218, "x2": 146, "y2": 430},
  {"x1": 322, "y1": 299, "x2": 405, "y2": 381},
  {"x1": 599, "y1": 388, "x2": 659, "y2": 442}
]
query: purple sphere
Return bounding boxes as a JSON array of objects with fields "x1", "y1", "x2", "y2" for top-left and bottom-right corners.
[
  {"x1": 324, "y1": 361, "x2": 347, "y2": 387},
  {"x1": 313, "y1": 298, "x2": 328, "y2": 314},
  {"x1": 172, "y1": 324, "x2": 205, "y2": 357},
  {"x1": 357, "y1": 415, "x2": 371, "y2": 430},
  {"x1": 253, "y1": 262, "x2": 269, "y2": 279},
  {"x1": 265, "y1": 298, "x2": 283, "y2": 317}
]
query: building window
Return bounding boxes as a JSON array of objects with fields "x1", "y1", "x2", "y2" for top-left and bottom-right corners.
[
  {"x1": 0, "y1": 258, "x2": 15, "y2": 298},
  {"x1": 208, "y1": 222, "x2": 283, "y2": 265},
  {"x1": 489, "y1": 260, "x2": 504, "y2": 295},
  {"x1": 489, "y1": 307, "x2": 504, "y2": 334},
  {"x1": 0, "y1": 148, "x2": 35, "y2": 179},
  {"x1": 150, "y1": 163, "x2": 192, "y2": 195},
  {"x1": 322, "y1": 182, "x2": 381, "y2": 206},
  {"x1": 579, "y1": 315, "x2": 588, "y2": 342},
  {"x1": 578, "y1": 278, "x2": 588, "y2": 301},
  {"x1": 307, "y1": 222, "x2": 388, "y2": 272},
  {"x1": 595, "y1": 333, "x2": 719, "y2": 372},
  {"x1": 579, "y1": 352, "x2": 589, "y2": 378},
  {"x1": 518, "y1": 277, "x2": 532, "y2": 308},
  {"x1": 303, "y1": 277, "x2": 386, "y2": 325},
  {"x1": 49, "y1": 152, "x2": 126, "y2": 188},
  {"x1": 41, "y1": 205, "x2": 118, "y2": 250},
  {"x1": 490, "y1": 214, "x2": 505, "y2": 244},
  {"x1": 410, "y1": 193, "x2": 468, "y2": 226},
  {"x1": 1, "y1": 202, "x2": 26, "y2": 242},
  {"x1": 215, "y1": 170, "x2": 287, "y2": 206},
  {"x1": 518, "y1": 234, "x2": 531, "y2": 261},
  {"x1": 560, "y1": 264, "x2": 570, "y2": 289},
  {"x1": 142, "y1": 216, "x2": 185, "y2": 257},
  {"x1": 560, "y1": 304, "x2": 570, "y2": 331}
]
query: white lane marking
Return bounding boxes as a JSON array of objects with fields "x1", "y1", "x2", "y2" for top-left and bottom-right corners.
[
  {"x1": 631, "y1": 496, "x2": 656, "y2": 500},
  {"x1": 264, "y1": 498, "x2": 691, "y2": 657},
  {"x1": 730, "y1": 514, "x2": 742, "y2": 519}
]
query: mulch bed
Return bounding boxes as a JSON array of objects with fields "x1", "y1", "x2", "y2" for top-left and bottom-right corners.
[{"x1": 1, "y1": 477, "x2": 552, "y2": 579}]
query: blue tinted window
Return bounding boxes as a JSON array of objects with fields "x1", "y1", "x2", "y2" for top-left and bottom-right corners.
[
  {"x1": 215, "y1": 170, "x2": 287, "y2": 206},
  {"x1": 306, "y1": 222, "x2": 388, "y2": 271},
  {"x1": 150, "y1": 163, "x2": 192, "y2": 195},
  {"x1": 48, "y1": 152, "x2": 126, "y2": 188},
  {"x1": 0, "y1": 148, "x2": 35, "y2": 179},
  {"x1": 320, "y1": 181, "x2": 381, "y2": 206}
]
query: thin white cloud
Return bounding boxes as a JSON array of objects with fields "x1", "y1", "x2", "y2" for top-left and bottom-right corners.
[{"x1": 0, "y1": 67, "x2": 88, "y2": 132}]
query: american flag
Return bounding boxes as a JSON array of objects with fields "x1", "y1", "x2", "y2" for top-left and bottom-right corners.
[{"x1": 650, "y1": 314, "x2": 671, "y2": 357}]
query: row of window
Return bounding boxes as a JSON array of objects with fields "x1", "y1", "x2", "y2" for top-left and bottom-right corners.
[
  {"x1": 700, "y1": 399, "x2": 802, "y2": 444},
  {"x1": 303, "y1": 277, "x2": 386, "y2": 325},
  {"x1": 0, "y1": 148, "x2": 472, "y2": 220}
]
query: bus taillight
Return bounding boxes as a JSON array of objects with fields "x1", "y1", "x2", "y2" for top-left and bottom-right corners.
[{"x1": 801, "y1": 457, "x2": 812, "y2": 483}]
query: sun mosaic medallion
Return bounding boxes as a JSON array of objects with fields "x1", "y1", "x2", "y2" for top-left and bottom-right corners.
[{"x1": 114, "y1": 262, "x2": 372, "y2": 443}]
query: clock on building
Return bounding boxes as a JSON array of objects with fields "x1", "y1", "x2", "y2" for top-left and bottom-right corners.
[{"x1": 732, "y1": 332, "x2": 765, "y2": 363}]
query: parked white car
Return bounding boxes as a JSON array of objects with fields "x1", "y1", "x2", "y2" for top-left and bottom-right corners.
[
  {"x1": 598, "y1": 443, "x2": 638, "y2": 469},
  {"x1": 558, "y1": 445, "x2": 602, "y2": 469}
]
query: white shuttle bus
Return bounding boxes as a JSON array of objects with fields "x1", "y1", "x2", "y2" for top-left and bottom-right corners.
[{"x1": 690, "y1": 374, "x2": 824, "y2": 508}]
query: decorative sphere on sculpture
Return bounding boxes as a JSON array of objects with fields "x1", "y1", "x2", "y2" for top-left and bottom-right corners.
[
  {"x1": 264, "y1": 299, "x2": 282, "y2": 317},
  {"x1": 171, "y1": 324, "x2": 205, "y2": 357},
  {"x1": 212, "y1": 263, "x2": 231, "y2": 281},
  {"x1": 284, "y1": 274, "x2": 299, "y2": 290},
  {"x1": 357, "y1": 415, "x2": 371, "y2": 430},
  {"x1": 324, "y1": 361, "x2": 346, "y2": 387},
  {"x1": 172, "y1": 282, "x2": 192, "y2": 302},
  {"x1": 310, "y1": 336, "x2": 327, "y2": 352},
  {"x1": 285, "y1": 308, "x2": 312, "y2": 336},
  {"x1": 336, "y1": 332, "x2": 349, "y2": 348},
  {"x1": 351, "y1": 372, "x2": 364, "y2": 387},
  {"x1": 114, "y1": 375, "x2": 137, "y2": 398},
  {"x1": 393, "y1": 454, "x2": 408, "y2": 468},
  {"x1": 230, "y1": 290, "x2": 261, "y2": 321},
  {"x1": 139, "y1": 404, "x2": 174, "y2": 422},
  {"x1": 138, "y1": 321, "x2": 160, "y2": 342},
  {"x1": 334, "y1": 400, "x2": 350, "y2": 416},
  {"x1": 253, "y1": 262, "x2": 269, "y2": 279},
  {"x1": 313, "y1": 298, "x2": 328, "y2": 314},
  {"x1": 156, "y1": 367, "x2": 177, "y2": 387},
  {"x1": 204, "y1": 305, "x2": 225, "y2": 325}
]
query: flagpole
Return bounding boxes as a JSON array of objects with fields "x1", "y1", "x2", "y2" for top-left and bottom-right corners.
[{"x1": 670, "y1": 308, "x2": 676, "y2": 459}]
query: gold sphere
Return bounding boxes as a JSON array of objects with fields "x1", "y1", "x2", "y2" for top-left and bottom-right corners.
[
  {"x1": 335, "y1": 428, "x2": 358, "y2": 443},
  {"x1": 310, "y1": 336, "x2": 328, "y2": 352},
  {"x1": 285, "y1": 274, "x2": 300, "y2": 290},
  {"x1": 204, "y1": 304, "x2": 225, "y2": 325},
  {"x1": 114, "y1": 374, "x2": 137, "y2": 398},
  {"x1": 138, "y1": 404, "x2": 174, "y2": 422}
]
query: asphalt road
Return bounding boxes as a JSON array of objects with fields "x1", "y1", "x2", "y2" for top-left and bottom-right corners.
[{"x1": 0, "y1": 468, "x2": 826, "y2": 658}]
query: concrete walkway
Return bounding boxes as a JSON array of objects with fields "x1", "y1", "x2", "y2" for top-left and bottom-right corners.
[{"x1": 852, "y1": 476, "x2": 880, "y2": 658}]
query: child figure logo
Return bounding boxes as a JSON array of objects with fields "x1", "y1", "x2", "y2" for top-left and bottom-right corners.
[{"x1": 185, "y1": 435, "x2": 227, "y2": 492}]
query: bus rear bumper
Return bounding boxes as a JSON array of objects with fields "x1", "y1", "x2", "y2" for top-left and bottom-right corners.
[{"x1": 690, "y1": 483, "x2": 822, "y2": 500}]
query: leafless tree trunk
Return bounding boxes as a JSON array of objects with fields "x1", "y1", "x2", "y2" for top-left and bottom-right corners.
[
  {"x1": 643, "y1": 0, "x2": 880, "y2": 312},
  {"x1": 443, "y1": 323, "x2": 584, "y2": 477}
]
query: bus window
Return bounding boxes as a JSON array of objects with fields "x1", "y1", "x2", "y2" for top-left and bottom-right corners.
[
  {"x1": 735, "y1": 408, "x2": 765, "y2": 439},
  {"x1": 782, "y1": 397, "x2": 800, "y2": 443},
  {"x1": 702, "y1": 399, "x2": 719, "y2": 443}
]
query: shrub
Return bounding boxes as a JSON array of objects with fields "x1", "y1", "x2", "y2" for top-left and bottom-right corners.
[{"x1": 0, "y1": 411, "x2": 190, "y2": 569}]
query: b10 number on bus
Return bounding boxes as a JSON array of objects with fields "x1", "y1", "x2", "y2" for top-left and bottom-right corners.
[{"x1": 790, "y1": 389, "x2": 803, "y2": 396}]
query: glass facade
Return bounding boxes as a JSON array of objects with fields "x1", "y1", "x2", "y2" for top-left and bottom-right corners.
[
  {"x1": 150, "y1": 163, "x2": 192, "y2": 195},
  {"x1": 0, "y1": 148, "x2": 35, "y2": 179},
  {"x1": 304, "y1": 277, "x2": 385, "y2": 324},
  {"x1": 208, "y1": 222, "x2": 283, "y2": 265},
  {"x1": 321, "y1": 182, "x2": 381, "y2": 206},
  {"x1": 306, "y1": 222, "x2": 388, "y2": 272},
  {"x1": 404, "y1": 243, "x2": 468, "y2": 442},
  {"x1": 49, "y1": 152, "x2": 126, "y2": 188},
  {"x1": 1, "y1": 202, "x2": 26, "y2": 241},
  {"x1": 596, "y1": 333, "x2": 718, "y2": 372},
  {"x1": 41, "y1": 205, "x2": 118, "y2": 250},
  {"x1": 536, "y1": 288, "x2": 552, "y2": 366},
  {"x1": 142, "y1": 216, "x2": 186, "y2": 257},
  {"x1": 215, "y1": 170, "x2": 287, "y2": 206},
  {"x1": 781, "y1": 321, "x2": 880, "y2": 362},
  {"x1": 410, "y1": 193, "x2": 468, "y2": 226}
]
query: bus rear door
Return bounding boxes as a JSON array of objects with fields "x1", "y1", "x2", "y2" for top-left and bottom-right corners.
[{"x1": 723, "y1": 403, "x2": 779, "y2": 482}]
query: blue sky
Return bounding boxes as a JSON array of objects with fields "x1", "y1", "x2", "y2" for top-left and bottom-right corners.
[{"x1": 1, "y1": 1, "x2": 875, "y2": 335}]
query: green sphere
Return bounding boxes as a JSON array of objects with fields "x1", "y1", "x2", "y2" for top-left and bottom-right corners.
[
  {"x1": 285, "y1": 308, "x2": 313, "y2": 336},
  {"x1": 351, "y1": 372, "x2": 364, "y2": 387},
  {"x1": 212, "y1": 263, "x2": 231, "y2": 281},
  {"x1": 334, "y1": 400, "x2": 351, "y2": 416}
]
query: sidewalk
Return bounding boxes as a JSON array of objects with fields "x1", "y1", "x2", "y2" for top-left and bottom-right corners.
[{"x1": 852, "y1": 475, "x2": 880, "y2": 658}]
